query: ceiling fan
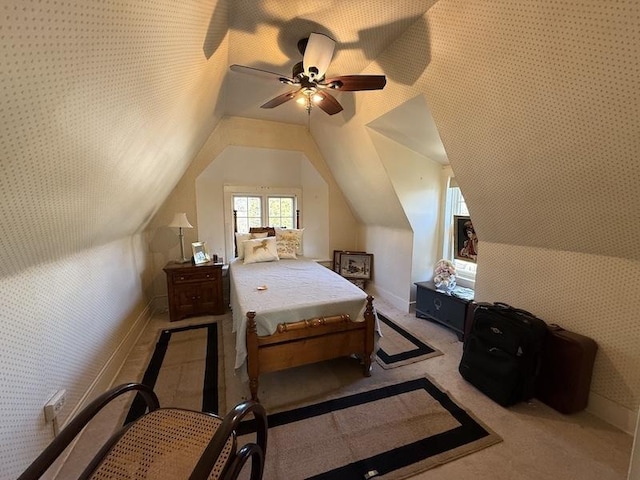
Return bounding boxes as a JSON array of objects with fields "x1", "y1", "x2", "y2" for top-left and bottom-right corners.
[{"x1": 230, "y1": 32, "x2": 386, "y2": 116}]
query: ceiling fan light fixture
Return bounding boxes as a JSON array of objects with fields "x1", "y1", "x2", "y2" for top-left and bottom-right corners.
[{"x1": 231, "y1": 31, "x2": 386, "y2": 118}]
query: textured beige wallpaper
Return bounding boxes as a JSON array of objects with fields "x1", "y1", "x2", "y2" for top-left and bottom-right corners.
[
  {"x1": 477, "y1": 243, "x2": 640, "y2": 412},
  {"x1": 0, "y1": 238, "x2": 150, "y2": 478},
  {"x1": 0, "y1": 1, "x2": 229, "y2": 477},
  {"x1": 0, "y1": 0, "x2": 228, "y2": 278}
]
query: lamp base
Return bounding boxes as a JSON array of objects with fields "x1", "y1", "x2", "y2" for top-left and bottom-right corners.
[{"x1": 174, "y1": 258, "x2": 192, "y2": 264}]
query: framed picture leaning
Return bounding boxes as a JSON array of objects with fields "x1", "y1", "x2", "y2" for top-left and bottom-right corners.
[
  {"x1": 339, "y1": 252, "x2": 373, "y2": 280},
  {"x1": 332, "y1": 250, "x2": 365, "y2": 273}
]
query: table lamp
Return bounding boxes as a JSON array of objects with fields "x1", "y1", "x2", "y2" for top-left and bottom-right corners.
[{"x1": 168, "y1": 213, "x2": 193, "y2": 263}]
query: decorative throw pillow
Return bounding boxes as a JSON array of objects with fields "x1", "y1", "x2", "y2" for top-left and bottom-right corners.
[
  {"x1": 235, "y1": 232, "x2": 268, "y2": 259},
  {"x1": 275, "y1": 228, "x2": 304, "y2": 257},
  {"x1": 243, "y1": 237, "x2": 279, "y2": 264}
]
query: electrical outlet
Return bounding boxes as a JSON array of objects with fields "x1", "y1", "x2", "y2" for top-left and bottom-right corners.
[{"x1": 44, "y1": 389, "x2": 66, "y2": 423}]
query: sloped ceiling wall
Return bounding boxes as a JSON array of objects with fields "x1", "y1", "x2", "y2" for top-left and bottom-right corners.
[
  {"x1": 304, "y1": 0, "x2": 640, "y2": 419},
  {"x1": 423, "y1": 1, "x2": 640, "y2": 260},
  {"x1": 0, "y1": 0, "x2": 230, "y2": 278},
  {"x1": 311, "y1": 0, "x2": 639, "y2": 256},
  {"x1": 0, "y1": 2, "x2": 231, "y2": 475}
]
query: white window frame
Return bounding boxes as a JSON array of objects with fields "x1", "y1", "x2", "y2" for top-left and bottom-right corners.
[
  {"x1": 223, "y1": 185, "x2": 302, "y2": 258},
  {"x1": 443, "y1": 179, "x2": 477, "y2": 288}
]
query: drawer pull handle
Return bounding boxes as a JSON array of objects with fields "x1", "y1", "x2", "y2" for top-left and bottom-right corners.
[
  {"x1": 433, "y1": 298, "x2": 442, "y2": 310},
  {"x1": 179, "y1": 276, "x2": 185, "y2": 280}
]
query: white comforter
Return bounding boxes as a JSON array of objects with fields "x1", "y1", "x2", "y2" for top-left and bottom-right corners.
[{"x1": 229, "y1": 257, "x2": 373, "y2": 371}]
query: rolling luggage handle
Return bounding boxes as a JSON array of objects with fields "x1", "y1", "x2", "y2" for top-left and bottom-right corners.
[{"x1": 493, "y1": 302, "x2": 535, "y2": 318}]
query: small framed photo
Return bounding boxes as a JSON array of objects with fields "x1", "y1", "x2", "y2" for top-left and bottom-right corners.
[
  {"x1": 339, "y1": 252, "x2": 373, "y2": 280},
  {"x1": 454, "y1": 215, "x2": 478, "y2": 263},
  {"x1": 333, "y1": 250, "x2": 365, "y2": 273},
  {"x1": 191, "y1": 241, "x2": 211, "y2": 265}
]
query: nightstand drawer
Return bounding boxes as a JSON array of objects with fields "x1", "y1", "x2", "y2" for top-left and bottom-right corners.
[{"x1": 172, "y1": 269, "x2": 220, "y2": 284}]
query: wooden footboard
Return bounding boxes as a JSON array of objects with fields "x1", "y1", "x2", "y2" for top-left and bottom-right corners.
[{"x1": 246, "y1": 295, "x2": 376, "y2": 402}]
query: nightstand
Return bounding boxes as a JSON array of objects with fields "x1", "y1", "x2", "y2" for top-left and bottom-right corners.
[{"x1": 163, "y1": 261, "x2": 225, "y2": 322}]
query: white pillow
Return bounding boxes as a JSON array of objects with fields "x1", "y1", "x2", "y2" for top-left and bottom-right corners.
[
  {"x1": 235, "y1": 232, "x2": 268, "y2": 259},
  {"x1": 275, "y1": 228, "x2": 304, "y2": 257},
  {"x1": 243, "y1": 237, "x2": 279, "y2": 264}
]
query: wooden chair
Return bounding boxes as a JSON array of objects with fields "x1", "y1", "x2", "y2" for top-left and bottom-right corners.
[{"x1": 18, "y1": 383, "x2": 267, "y2": 480}]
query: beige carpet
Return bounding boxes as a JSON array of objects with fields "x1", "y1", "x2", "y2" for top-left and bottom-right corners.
[{"x1": 376, "y1": 313, "x2": 443, "y2": 369}]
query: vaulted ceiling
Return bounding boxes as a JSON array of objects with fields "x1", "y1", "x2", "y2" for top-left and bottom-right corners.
[{"x1": 1, "y1": 0, "x2": 639, "y2": 280}]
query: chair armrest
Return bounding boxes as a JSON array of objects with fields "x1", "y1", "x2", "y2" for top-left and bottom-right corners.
[
  {"x1": 18, "y1": 383, "x2": 159, "y2": 480},
  {"x1": 188, "y1": 400, "x2": 268, "y2": 480}
]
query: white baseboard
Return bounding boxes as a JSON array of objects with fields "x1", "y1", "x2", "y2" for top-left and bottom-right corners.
[
  {"x1": 368, "y1": 282, "x2": 410, "y2": 313},
  {"x1": 46, "y1": 301, "x2": 153, "y2": 479},
  {"x1": 70, "y1": 302, "x2": 153, "y2": 419},
  {"x1": 588, "y1": 391, "x2": 638, "y2": 435}
]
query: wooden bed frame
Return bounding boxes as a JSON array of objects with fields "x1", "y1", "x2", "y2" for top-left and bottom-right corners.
[
  {"x1": 232, "y1": 210, "x2": 376, "y2": 401},
  {"x1": 246, "y1": 297, "x2": 376, "y2": 401}
]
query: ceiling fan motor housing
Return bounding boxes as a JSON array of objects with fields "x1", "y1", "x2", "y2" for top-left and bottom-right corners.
[{"x1": 292, "y1": 61, "x2": 304, "y2": 79}]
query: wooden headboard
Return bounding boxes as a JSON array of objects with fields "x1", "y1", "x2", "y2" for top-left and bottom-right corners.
[
  {"x1": 233, "y1": 210, "x2": 301, "y2": 258},
  {"x1": 249, "y1": 227, "x2": 276, "y2": 237}
]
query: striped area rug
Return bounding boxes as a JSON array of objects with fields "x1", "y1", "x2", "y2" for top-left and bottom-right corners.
[
  {"x1": 376, "y1": 313, "x2": 443, "y2": 369},
  {"x1": 237, "y1": 376, "x2": 502, "y2": 479},
  {"x1": 125, "y1": 322, "x2": 223, "y2": 423}
]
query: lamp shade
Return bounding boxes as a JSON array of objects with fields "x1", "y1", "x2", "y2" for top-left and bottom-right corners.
[{"x1": 168, "y1": 213, "x2": 193, "y2": 229}]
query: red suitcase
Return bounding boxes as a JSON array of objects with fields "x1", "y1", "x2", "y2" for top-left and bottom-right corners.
[{"x1": 536, "y1": 324, "x2": 598, "y2": 414}]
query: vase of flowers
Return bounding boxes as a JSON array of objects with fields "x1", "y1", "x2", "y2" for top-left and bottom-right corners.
[{"x1": 433, "y1": 259, "x2": 456, "y2": 293}]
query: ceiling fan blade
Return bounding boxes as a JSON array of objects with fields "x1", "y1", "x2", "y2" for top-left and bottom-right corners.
[
  {"x1": 260, "y1": 90, "x2": 300, "y2": 109},
  {"x1": 322, "y1": 75, "x2": 387, "y2": 91},
  {"x1": 303, "y1": 33, "x2": 335, "y2": 80},
  {"x1": 230, "y1": 64, "x2": 295, "y2": 85},
  {"x1": 314, "y1": 90, "x2": 343, "y2": 115}
]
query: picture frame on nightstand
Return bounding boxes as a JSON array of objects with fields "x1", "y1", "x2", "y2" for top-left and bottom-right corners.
[{"x1": 191, "y1": 241, "x2": 210, "y2": 265}]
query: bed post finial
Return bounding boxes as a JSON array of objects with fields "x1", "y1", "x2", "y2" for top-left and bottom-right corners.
[
  {"x1": 233, "y1": 210, "x2": 238, "y2": 258},
  {"x1": 246, "y1": 311, "x2": 260, "y2": 402},
  {"x1": 363, "y1": 295, "x2": 375, "y2": 377}
]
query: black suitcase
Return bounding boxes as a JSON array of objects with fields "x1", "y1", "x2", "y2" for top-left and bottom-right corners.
[
  {"x1": 536, "y1": 324, "x2": 598, "y2": 413},
  {"x1": 459, "y1": 302, "x2": 548, "y2": 406}
]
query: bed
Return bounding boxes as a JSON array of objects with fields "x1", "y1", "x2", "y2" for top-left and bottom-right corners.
[{"x1": 229, "y1": 235, "x2": 377, "y2": 402}]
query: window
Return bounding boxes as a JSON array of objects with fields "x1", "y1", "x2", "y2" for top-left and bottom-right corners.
[
  {"x1": 443, "y1": 179, "x2": 477, "y2": 287},
  {"x1": 267, "y1": 196, "x2": 295, "y2": 229},
  {"x1": 233, "y1": 196, "x2": 262, "y2": 232},
  {"x1": 233, "y1": 194, "x2": 296, "y2": 232},
  {"x1": 223, "y1": 186, "x2": 302, "y2": 261}
]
